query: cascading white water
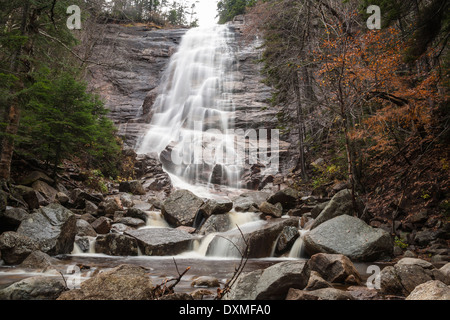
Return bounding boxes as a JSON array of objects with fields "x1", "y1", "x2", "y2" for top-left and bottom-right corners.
[
  {"x1": 288, "y1": 230, "x2": 308, "y2": 258},
  {"x1": 136, "y1": 25, "x2": 243, "y2": 190}
]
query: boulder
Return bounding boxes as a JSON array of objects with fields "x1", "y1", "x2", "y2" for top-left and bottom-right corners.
[
  {"x1": 197, "y1": 214, "x2": 231, "y2": 235},
  {"x1": 124, "y1": 207, "x2": 148, "y2": 222},
  {"x1": 94, "y1": 233, "x2": 139, "y2": 256},
  {"x1": 10, "y1": 185, "x2": 40, "y2": 210},
  {"x1": 275, "y1": 226, "x2": 299, "y2": 254},
  {"x1": 380, "y1": 257, "x2": 449, "y2": 296},
  {"x1": 311, "y1": 201, "x2": 329, "y2": 219},
  {"x1": 17, "y1": 203, "x2": 76, "y2": 255},
  {"x1": 0, "y1": 231, "x2": 39, "y2": 265},
  {"x1": 71, "y1": 189, "x2": 104, "y2": 208},
  {"x1": 120, "y1": 193, "x2": 135, "y2": 208},
  {"x1": 125, "y1": 227, "x2": 194, "y2": 256},
  {"x1": 301, "y1": 288, "x2": 355, "y2": 300},
  {"x1": 111, "y1": 223, "x2": 134, "y2": 234},
  {"x1": 161, "y1": 190, "x2": 204, "y2": 227},
  {"x1": 31, "y1": 180, "x2": 58, "y2": 203},
  {"x1": 0, "y1": 276, "x2": 66, "y2": 300},
  {"x1": 58, "y1": 264, "x2": 154, "y2": 300},
  {"x1": 406, "y1": 280, "x2": 450, "y2": 300},
  {"x1": 119, "y1": 180, "x2": 146, "y2": 195},
  {"x1": 19, "y1": 171, "x2": 54, "y2": 186},
  {"x1": 285, "y1": 288, "x2": 320, "y2": 300},
  {"x1": 267, "y1": 187, "x2": 299, "y2": 209},
  {"x1": 0, "y1": 206, "x2": 29, "y2": 231},
  {"x1": 304, "y1": 271, "x2": 333, "y2": 291},
  {"x1": 76, "y1": 219, "x2": 97, "y2": 237},
  {"x1": 84, "y1": 200, "x2": 98, "y2": 216},
  {"x1": 98, "y1": 197, "x2": 123, "y2": 217},
  {"x1": 307, "y1": 253, "x2": 361, "y2": 284},
  {"x1": 19, "y1": 250, "x2": 59, "y2": 269},
  {"x1": 113, "y1": 217, "x2": 146, "y2": 228},
  {"x1": 200, "y1": 199, "x2": 233, "y2": 216},
  {"x1": 223, "y1": 260, "x2": 310, "y2": 300},
  {"x1": 206, "y1": 217, "x2": 299, "y2": 258},
  {"x1": 303, "y1": 215, "x2": 393, "y2": 262},
  {"x1": 91, "y1": 216, "x2": 111, "y2": 234},
  {"x1": 259, "y1": 201, "x2": 283, "y2": 218},
  {"x1": 232, "y1": 191, "x2": 270, "y2": 212},
  {"x1": 440, "y1": 263, "x2": 450, "y2": 279},
  {"x1": 310, "y1": 189, "x2": 358, "y2": 229}
]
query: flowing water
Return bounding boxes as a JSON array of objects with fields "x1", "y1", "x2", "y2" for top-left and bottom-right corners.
[{"x1": 136, "y1": 25, "x2": 243, "y2": 191}]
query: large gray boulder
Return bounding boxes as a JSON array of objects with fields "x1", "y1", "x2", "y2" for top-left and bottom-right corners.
[
  {"x1": 303, "y1": 215, "x2": 393, "y2": 262},
  {"x1": 0, "y1": 206, "x2": 29, "y2": 231},
  {"x1": 223, "y1": 260, "x2": 310, "y2": 300},
  {"x1": 161, "y1": 190, "x2": 204, "y2": 227},
  {"x1": 0, "y1": 231, "x2": 39, "y2": 265},
  {"x1": 17, "y1": 203, "x2": 77, "y2": 255},
  {"x1": 197, "y1": 214, "x2": 231, "y2": 235},
  {"x1": 0, "y1": 276, "x2": 67, "y2": 300},
  {"x1": 206, "y1": 217, "x2": 299, "y2": 258},
  {"x1": 125, "y1": 227, "x2": 194, "y2": 256},
  {"x1": 310, "y1": 189, "x2": 358, "y2": 229},
  {"x1": 380, "y1": 258, "x2": 449, "y2": 296}
]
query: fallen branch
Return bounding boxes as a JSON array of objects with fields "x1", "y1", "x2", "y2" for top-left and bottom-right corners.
[
  {"x1": 215, "y1": 225, "x2": 250, "y2": 300},
  {"x1": 152, "y1": 258, "x2": 191, "y2": 299}
]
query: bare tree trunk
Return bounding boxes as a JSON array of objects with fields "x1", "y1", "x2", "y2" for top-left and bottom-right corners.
[
  {"x1": 294, "y1": 71, "x2": 309, "y2": 181},
  {"x1": 0, "y1": 3, "x2": 29, "y2": 181},
  {"x1": 0, "y1": 98, "x2": 21, "y2": 180}
]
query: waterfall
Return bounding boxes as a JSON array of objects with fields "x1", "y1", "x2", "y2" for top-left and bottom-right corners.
[
  {"x1": 288, "y1": 230, "x2": 308, "y2": 258},
  {"x1": 136, "y1": 25, "x2": 242, "y2": 190}
]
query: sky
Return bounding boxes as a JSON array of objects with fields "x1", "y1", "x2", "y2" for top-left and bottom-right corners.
[{"x1": 190, "y1": 0, "x2": 219, "y2": 27}]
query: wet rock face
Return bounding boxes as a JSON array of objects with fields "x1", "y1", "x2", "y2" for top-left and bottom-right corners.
[
  {"x1": 87, "y1": 25, "x2": 187, "y2": 148},
  {"x1": 303, "y1": 215, "x2": 393, "y2": 262},
  {"x1": 125, "y1": 227, "x2": 195, "y2": 256},
  {"x1": 16, "y1": 203, "x2": 77, "y2": 256},
  {"x1": 161, "y1": 189, "x2": 204, "y2": 227}
]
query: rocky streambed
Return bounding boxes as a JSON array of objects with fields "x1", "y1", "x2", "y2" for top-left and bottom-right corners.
[{"x1": 0, "y1": 160, "x2": 448, "y2": 300}]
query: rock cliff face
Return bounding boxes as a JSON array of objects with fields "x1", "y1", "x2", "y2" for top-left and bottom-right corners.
[
  {"x1": 88, "y1": 22, "x2": 293, "y2": 182},
  {"x1": 87, "y1": 24, "x2": 187, "y2": 148}
]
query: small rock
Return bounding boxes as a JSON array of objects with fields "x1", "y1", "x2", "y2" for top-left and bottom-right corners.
[{"x1": 191, "y1": 276, "x2": 220, "y2": 288}]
